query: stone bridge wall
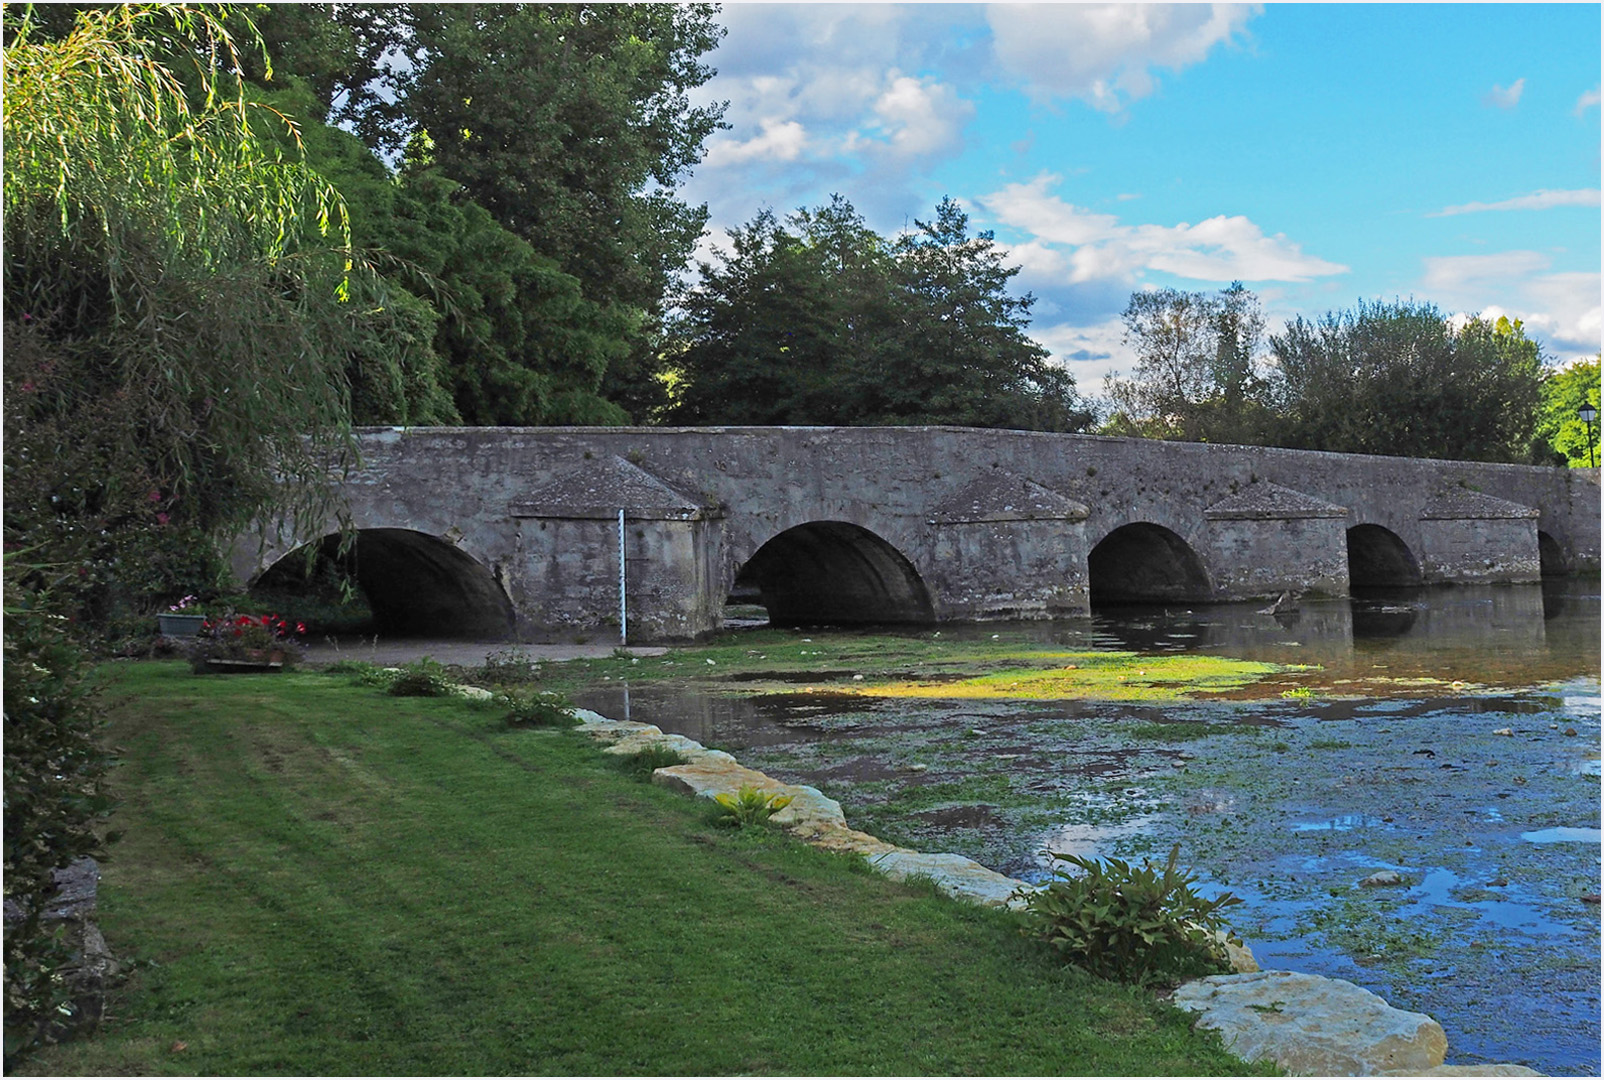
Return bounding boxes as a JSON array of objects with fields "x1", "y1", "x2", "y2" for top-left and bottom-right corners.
[{"x1": 237, "y1": 426, "x2": 1601, "y2": 642}]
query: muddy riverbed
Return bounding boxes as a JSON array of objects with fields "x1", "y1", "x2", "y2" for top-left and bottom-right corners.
[{"x1": 566, "y1": 583, "x2": 1601, "y2": 1076}]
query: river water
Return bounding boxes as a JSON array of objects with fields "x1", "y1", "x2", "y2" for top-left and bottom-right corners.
[{"x1": 571, "y1": 581, "x2": 1601, "y2": 1076}]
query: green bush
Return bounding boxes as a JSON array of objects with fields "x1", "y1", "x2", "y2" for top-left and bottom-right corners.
[
  {"x1": 500, "y1": 688, "x2": 577, "y2": 728},
  {"x1": 3, "y1": 582, "x2": 118, "y2": 1067},
  {"x1": 711, "y1": 786, "x2": 794, "y2": 828},
  {"x1": 387, "y1": 658, "x2": 453, "y2": 698},
  {"x1": 474, "y1": 648, "x2": 542, "y2": 687},
  {"x1": 1017, "y1": 844, "x2": 1243, "y2": 986},
  {"x1": 615, "y1": 745, "x2": 687, "y2": 782}
]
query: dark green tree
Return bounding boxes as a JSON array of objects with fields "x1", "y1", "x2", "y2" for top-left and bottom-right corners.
[
  {"x1": 396, "y1": 4, "x2": 727, "y2": 419},
  {"x1": 667, "y1": 196, "x2": 1089, "y2": 431},
  {"x1": 1267, "y1": 301, "x2": 1545, "y2": 462}
]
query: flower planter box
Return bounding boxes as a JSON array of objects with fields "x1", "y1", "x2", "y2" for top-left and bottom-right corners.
[
  {"x1": 201, "y1": 651, "x2": 286, "y2": 674},
  {"x1": 158, "y1": 613, "x2": 207, "y2": 637}
]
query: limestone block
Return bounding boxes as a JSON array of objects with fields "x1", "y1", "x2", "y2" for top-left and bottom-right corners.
[
  {"x1": 573, "y1": 713, "x2": 661, "y2": 743},
  {"x1": 603, "y1": 731, "x2": 709, "y2": 758},
  {"x1": 1173, "y1": 970, "x2": 1448, "y2": 1076},
  {"x1": 867, "y1": 850, "x2": 1027, "y2": 908},
  {"x1": 785, "y1": 820, "x2": 905, "y2": 858}
]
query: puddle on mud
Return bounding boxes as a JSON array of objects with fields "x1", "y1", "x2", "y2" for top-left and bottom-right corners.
[{"x1": 568, "y1": 583, "x2": 1601, "y2": 1075}]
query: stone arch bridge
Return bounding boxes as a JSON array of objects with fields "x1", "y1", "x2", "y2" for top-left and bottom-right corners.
[{"x1": 238, "y1": 426, "x2": 1601, "y2": 642}]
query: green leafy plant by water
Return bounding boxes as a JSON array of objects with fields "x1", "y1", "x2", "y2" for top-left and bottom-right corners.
[
  {"x1": 499, "y1": 688, "x2": 577, "y2": 728},
  {"x1": 712, "y1": 786, "x2": 794, "y2": 828},
  {"x1": 387, "y1": 658, "x2": 454, "y2": 698},
  {"x1": 1018, "y1": 844, "x2": 1243, "y2": 986},
  {"x1": 616, "y1": 745, "x2": 688, "y2": 781}
]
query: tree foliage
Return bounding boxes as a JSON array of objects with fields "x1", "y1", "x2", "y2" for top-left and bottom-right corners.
[
  {"x1": 1533, "y1": 357, "x2": 1601, "y2": 467},
  {"x1": 1104, "y1": 283, "x2": 1274, "y2": 444},
  {"x1": 1268, "y1": 303, "x2": 1545, "y2": 462},
  {"x1": 667, "y1": 196, "x2": 1090, "y2": 431},
  {"x1": 395, "y1": 3, "x2": 727, "y2": 418}
]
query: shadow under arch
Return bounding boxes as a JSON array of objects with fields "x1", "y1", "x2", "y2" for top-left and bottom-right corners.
[
  {"x1": 734, "y1": 521, "x2": 934, "y2": 626},
  {"x1": 1346, "y1": 524, "x2": 1422, "y2": 589},
  {"x1": 254, "y1": 528, "x2": 516, "y2": 639},
  {"x1": 1538, "y1": 531, "x2": 1567, "y2": 579},
  {"x1": 1087, "y1": 522, "x2": 1212, "y2": 606}
]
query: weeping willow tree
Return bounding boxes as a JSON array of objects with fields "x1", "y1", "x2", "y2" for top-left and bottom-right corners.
[
  {"x1": 3, "y1": 3, "x2": 372, "y2": 616},
  {"x1": 3, "y1": 6, "x2": 372, "y2": 1060}
]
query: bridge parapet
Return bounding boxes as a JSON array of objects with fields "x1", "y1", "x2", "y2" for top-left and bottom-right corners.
[{"x1": 236, "y1": 427, "x2": 1600, "y2": 643}]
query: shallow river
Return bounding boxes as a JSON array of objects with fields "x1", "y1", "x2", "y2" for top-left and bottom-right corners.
[{"x1": 571, "y1": 581, "x2": 1601, "y2": 1076}]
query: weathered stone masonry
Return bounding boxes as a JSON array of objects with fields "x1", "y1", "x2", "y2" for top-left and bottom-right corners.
[{"x1": 237, "y1": 426, "x2": 1601, "y2": 642}]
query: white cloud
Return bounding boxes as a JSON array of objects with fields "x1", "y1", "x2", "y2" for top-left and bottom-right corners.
[
  {"x1": 987, "y1": 3, "x2": 1258, "y2": 111},
  {"x1": 980, "y1": 173, "x2": 1347, "y2": 286},
  {"x1": 845, "y1": 73, "x2": 974, "y2": 161},
  {"x1": 1434, "y1": 189, "x2": 1601, "y2": 216},
  {"x1": 1421, "y1": 251, "x2": 1553, "y2": 293},
  {"x1": 1029, "y1": 317, "x2": 1136, "y2": 391},
  {"x1": 1575, "y1": 85, "x2": 1602, "y2": 115},
  {"x1": 1421, "y1": 252, "x2": 1601, "y2": 361},
  {"x1": 702, "y1": 118, "x2": 809, "y2": 169},
  {"x1": 1482, "y1": 78, "x2": 1525, "y2": 109}
]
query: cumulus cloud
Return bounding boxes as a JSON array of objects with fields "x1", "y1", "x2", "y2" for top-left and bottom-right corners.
[
  {"x1": 845, "y1": 73, "x2": 974, "y2": 161},
  {"x1": 702, "y1": 118, "x2": 809, "y2": 169},
  {"x1": 987, "y1": 3, "x2": 1258, "y2": 111},
  {"x1": 1421, "y1": 252, "x2": 1601, "y2": 362},
  {"x1": 1433, "y1": 189, "x2": 1601, "y2": 216},
  {"x1": 980, "y1": 173, "x2": 1347, "y2": 286},
  {"x1": 1576, "y1": 85, "x2": 1602, "y2": 115},
  {"x1": 1482, "y1": 78, "x2": 1525, "y2": 109}
]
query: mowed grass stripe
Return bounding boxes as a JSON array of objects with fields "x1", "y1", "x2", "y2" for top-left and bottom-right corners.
[{"x1": 23, "y1": 663, "x2": 1267, "y2": 1076}]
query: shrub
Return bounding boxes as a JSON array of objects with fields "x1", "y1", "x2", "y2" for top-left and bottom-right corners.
[
  {"x1": 615, "y1": 745, "x2": 687, "y2": 781},
  {"x1": 711, "y1": 786, "x2": 794, "y2": 828},
  {"x1": 1016, "y1": 844, "x2": 1243, "y2": 986},
  {"x1": 500, "y1": 688, "x2": 577, "y2": 728},
  {"x1": 474, "y1": 648, "x2": 541, "y2": 687},
  {"x1": 3, "y1": 582, "x2": 118, "y2": 1067},
  {"x1": 186, "y1": 612, "x2": 306, "y2": 672},
  {"x1": 387, "y1": 658, "x2": 453, "y2": 697}
]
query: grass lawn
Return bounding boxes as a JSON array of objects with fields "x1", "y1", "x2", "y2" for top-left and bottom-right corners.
[{"x1": 20, "y1": 662, "x2": 1269, "y2": 1076}]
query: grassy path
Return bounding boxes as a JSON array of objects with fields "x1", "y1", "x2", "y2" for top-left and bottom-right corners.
[{"x1": 22, "y1": 662, "x2": 1267, "y2": 1076}]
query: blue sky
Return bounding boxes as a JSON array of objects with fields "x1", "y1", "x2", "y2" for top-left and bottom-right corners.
[{"x1": 678, "y1": 3, "x2": 1602, "y2": 394}]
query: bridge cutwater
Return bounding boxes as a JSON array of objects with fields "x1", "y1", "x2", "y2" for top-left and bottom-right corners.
[{"x1": 238, "y1": 426, "x2": 1602, "y2": 642}]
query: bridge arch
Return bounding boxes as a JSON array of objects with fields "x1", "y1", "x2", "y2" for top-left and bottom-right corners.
[
  {"x1": 1346, "y1": 524, "x2": 1422, "y2": 589},
  {"x1": 1087, "y1": 522, "x2": 1212, "y2": 605},
  {"x1": 1538, "y1": 530, "x2": 1567, "y2": 578},
  {"x1": 254, "y1": 528, "x2": 516, "y2": 638},
  {"x1": 734, "y1": 520, "x2": 934, "y2": 626}
]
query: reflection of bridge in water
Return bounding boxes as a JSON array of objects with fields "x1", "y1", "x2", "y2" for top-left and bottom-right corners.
[{"x1": 240, "y1": 427, "x2": 1600, "y2": 643}]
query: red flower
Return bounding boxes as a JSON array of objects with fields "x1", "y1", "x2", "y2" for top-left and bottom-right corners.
[
  {"x1": 235, "y1": 615, "x2": 252, "y2": 627},
  {"x1": 295, "y1": 622, "x2": 307, "y2": 635}
]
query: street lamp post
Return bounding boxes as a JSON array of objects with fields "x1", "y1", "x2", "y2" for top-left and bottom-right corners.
[{"x1": 1580, "y1": 403, "x2": 1598, "y2": 468}]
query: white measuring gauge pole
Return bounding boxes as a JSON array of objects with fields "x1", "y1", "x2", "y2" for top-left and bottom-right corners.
[{"x1": 618, "y1": 508, "x2": 627, "y2": 646}]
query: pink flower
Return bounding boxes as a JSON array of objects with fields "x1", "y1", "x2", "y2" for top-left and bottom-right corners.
[
  {"x1": 155, "y1": 512, "x2": 170, "y2": 526},
  {"x1": 148, "y1": 489, "x2": 162, "y2": 503}
]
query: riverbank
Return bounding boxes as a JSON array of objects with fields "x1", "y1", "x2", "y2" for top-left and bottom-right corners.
[{"x1": 20, "y1": 662, "x2": 1267, "y2": 1076}]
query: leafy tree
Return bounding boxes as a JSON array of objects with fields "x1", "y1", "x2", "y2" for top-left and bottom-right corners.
[
  {"x1": 395, "y1": 4, "x2": 727, "y2": 419},
  {"x1": 667, "y1": 196, "x2": 1090, "y2": 431},
  {"x1": 1267, "y1": 302, "x2": 1545, "y2": 462},
  {"x1": 1534, "y1": 356, "x2": 1602, "y2": 467},
  {"x1": 2, "y1": 4, "x2": 376, "y2": 1061},
  {"x1": 1104, "y1": 282, "x2": 1274, "y2": 444}
]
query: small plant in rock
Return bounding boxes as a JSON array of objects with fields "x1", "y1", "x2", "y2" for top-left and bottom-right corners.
[
  {"x1": 474, "y1": 649, "x2": 542, "y2": 687},
  {"x1": 1016, "y1": 844, "x2": 1243, "y2": 986},
  {"x1": 387, "y1": 658, "x2": 454, "y2": 697},
  {"x1": 616, "y1": 745, "x2": 687, "y2": 781},
  {"x1": 500, "y1": 688, "x2": 577, "y2": 728},
  {"x1": 711, "y1": 786, "x2": 794, "y2": 828},
  {"x1": 1280, "y1": 687, "x2": 1316, "y2": 701}
]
